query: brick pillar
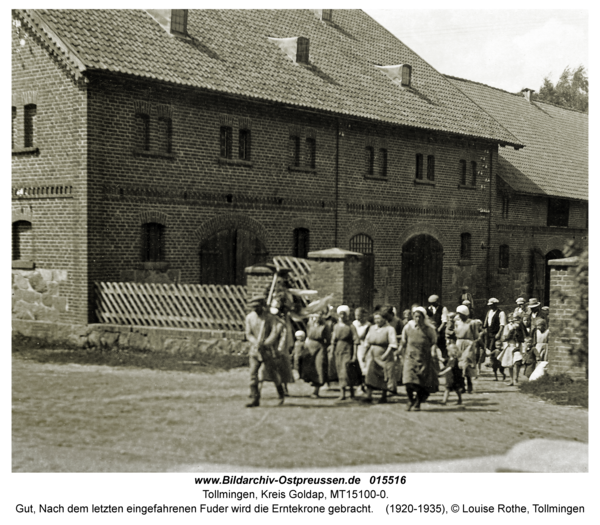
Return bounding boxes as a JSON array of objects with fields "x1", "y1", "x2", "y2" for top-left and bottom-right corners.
[
  {"x1": 244, "y1": 265, "x2": 275, "y2": 307},
  {"x1": 547, "y1": 256, "x2": 586, "y2": 379},
  {"x1": 307, "y1": 247, "x2": 363, "y2": 309}
]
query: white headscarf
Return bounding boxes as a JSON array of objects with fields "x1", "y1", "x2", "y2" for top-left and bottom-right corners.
[{"x1": 336, "y1": 305, "x2": 350, "y2": 315}]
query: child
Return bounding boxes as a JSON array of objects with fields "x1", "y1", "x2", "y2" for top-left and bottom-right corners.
[
  {"x1": 521, "y1": 336, "x2": 536, "y2": 379},
  {"x1": 489, "y1": 339, "x2": 506, "y2": 381},
  {"x1": 292, "y1": 330, "x2": 306, "y2": 371},
  {"x1": 445, "y1": 312, "x2": 457, "y2": 345},
  {"x1": 497, "y1": 315, "x2": 520, "y2": 386},
  {"x1": 438, "y1": 343, "x2": 463, "y2": 405}
]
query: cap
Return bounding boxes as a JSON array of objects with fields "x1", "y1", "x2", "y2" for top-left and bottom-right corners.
[
  {"x1": 456, "y1": 305, "x2": 470, "y2": 316},
  {"x1": 428, "y1": 295, "x2": 439, "y2": 303},
  {"x1": 487, "y1": 298, "x2": 499, "y2": 306},
  {"x1": 516, "y1": 298, "x2": 525, "y2": 305}
]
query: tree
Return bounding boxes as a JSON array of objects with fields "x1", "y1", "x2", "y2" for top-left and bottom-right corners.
[{"x1": 533, "y1": 65, "x2": 588, "y2": 113}]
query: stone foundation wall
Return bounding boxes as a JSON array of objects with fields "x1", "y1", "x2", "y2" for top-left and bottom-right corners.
[
  {"x1": 12, "y1": 319, "x2": 250, "y2": 356},
  {"x1": 12, "y1": 269, "x2": 69, "y2": 322}
]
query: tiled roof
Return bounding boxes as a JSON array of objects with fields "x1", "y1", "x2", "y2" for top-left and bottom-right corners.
[
  {"x1": 447, "y1": 75, "x2": 588, "y2": 201},
  {"x1": 26, "y1": 9, "x2": 522, "y2": 147}
]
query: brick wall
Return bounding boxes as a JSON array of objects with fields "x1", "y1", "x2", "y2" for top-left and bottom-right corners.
[
  {"x1": 547, "y1": 257, "x2": 587, "y2": 379},
  {"x1": 11, "y1": 14, "x2": 89, "y2": 324}
]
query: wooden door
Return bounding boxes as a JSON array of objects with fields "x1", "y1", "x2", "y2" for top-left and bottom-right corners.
[{"x1": 401, "y1": 235, "x2": 443, "y2": 312}]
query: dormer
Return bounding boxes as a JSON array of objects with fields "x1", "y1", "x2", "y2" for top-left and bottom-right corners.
[
  {"x1": 375, "y1": 64, "x2": 412, "y2": 87},
  {"x1": 268, "y1": 36, "x2": 310, "y2": 65},
  {"x1": 146, "y1": 9, "x2": 189, "y2": 38},
  {"x1": 311, "y1": 9, "x2": 333, "y2": 22}
]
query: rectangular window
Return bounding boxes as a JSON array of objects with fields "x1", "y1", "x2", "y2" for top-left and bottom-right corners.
[
  {"x1": 471, "y1": 161, "x2": 477, "y2": 186},
  {"x1": 297, "y1": 37, "x2": 310, "y2": 64},
  {"x1": 12, "y1": 106, "x2": 17, "y2": 149},
  {"x1": 136, "y1": 113, "x2": 150, "y2": 151},
  {"x1": 415, "y1": 154, "x2": 423, "y2": 180},
  {"x1": 379, "y1": 148, "x2": 388, "y2": 177},
  {"x1": 170, "y1": 9, "x2": 188, "y2": 35},
  {"x1": 427, "y1": 155, "x2": 435, "y2": 181},
  {"x1": 322, "y1": 10, "x2": 333, "y2": 22},
  {"x1": 365, "y1": 146, "x2": 375, "y2": 175},
  {"x1": 142, "y1": 223, "x2": 165, "y2": 262},
  {"x1": 459, "y1": 160, "x2": 467, "y2": 185},
  {"x1": 289, "y1": 135, "x2": 300, "y2": 167},
  {"x1": 12, "y1": 221, "x2": 33, "y2": 261},
  {"x1": 305, "y1": 137, "x2": 316, "y2": 169},
  {"x1": 220, "y1": 126, "x2": 233, "y2": 159},
  {"x1": 547, "y1": 198, "x2": 570, "y2": 227},
  {"x1": 24, "y1": 104, "x2": 36, "y2": 148},
  {"x1": 502, "y1": 196, "x2": 510, "y2": 219},
  {"x1": 239, "y1": 129, "x2": 251, "y2": 161},
  {"x1": 499, "y1": 245, "x2": 510, "y2": 269},
  {"x1": 293, "y1": 228, "x2": 310, "y2": 259},
  {"x1": 158, "y1": 117, "x2": 172, "y2": 153},
  {"x1": 460, "y1": 233, "x2": 471, "y2": 260}
]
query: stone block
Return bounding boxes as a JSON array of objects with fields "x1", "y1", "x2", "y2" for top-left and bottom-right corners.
[
  {"x1": 87, "y1": 330, "x2": 101, "y2": 348},
  {"x1": 14, "y1": 274, "x2": 30, "y2": 290},
  {"x1": 32, "y1": 304, "x2": 59, "y2": 322},
  {"x1": 52, "y1": 269, "x2": 68, "y2": 282},
  {"x1": 164, "y1": 338, "x2": 184, "y2": 354},
  {"x1": 13, "y1": 300, "x2": 35, "y2": 321},
  {"x1": 67, "y1": 333, "x2": 88, "y2": 349},
  {"x1": 47, "y1": 282, "x2": 60, "y2": 296},
  {"x1": 39, "y1": 269, "x2": 54, "y2": 282},
  {"x1": 118, "y1": 332, "x2": 131, "y2": 348},
  {"x1": 29, "y1": 272, "x2": 48, "y2": 293},
  {"x1": 42, "y1": 294, "x2": 54, "y2": 307},
  {"x1": 100, "y1": 331, "x2": 120, "y2": 348},
  {"x1": 53, "y1": 296, "x2": 68, "y2": 313},
  {"x1": 129, "y1": 331, "x2": 148, "y2": 351}
]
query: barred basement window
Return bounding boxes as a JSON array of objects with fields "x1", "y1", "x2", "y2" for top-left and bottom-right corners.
[
  {"x1": 158, "y1": 117, "x2": 172, "y2": 153},
  {"x1": 12, "y1": 106, "x2": 16, "y2": 149},
  {"x1": 239, "y1": 129, "x2": 251, "y2": 161},
  {"x1": 415, "y1": 154, "x2": 423, "y2": 180},
  {"x1": 293, "y1": 228, "x2": 310, "y2": 259},
  {"x1": 12, "y1": 220, "x2": 33, "y2": 261},
  {"x1": 289, "y1": 135, "x2": 301, "y2": 167},
  {"x1": 460, "y1": 233, "x2": 471, "y2": 260},
  {"x1": 365, "y1": 146, "x2": 375, "y2": 175},
  {"x1": 471, "y1": 161, "x2": 477, "y2": 186},
  {"x1": 379, "y1": 148, "x2": 388, "y2": 177},
  {"x1": 305, "y1": 137, "x2": 316, "y2": 169},
  {"x1": 499, "y1": 244, "x2": 510, "y2": 269},
  {"x1": 136, "y1": 113, "x2": 150, "y2": 151},
  {"x1": 502, "y1": 196, "x2": 510, "y2": 219},
  {"x1": 426, "y1": 155, "x2": 435, "y2": 181},
  {"x1": 547, "y1": 198, "x2": 569, "y2": 227},
  {"x1": 220, "y1": 126, "x2": 233, "y2": 159},
  {"x1": 24, "y1": 104, "x2": 36, "y2": 148},
  {"x1": 170, "y1": 9, "x2": 188, "y2": 36},
  {"x1": 141, "y1": 222, "x2": 165, "y2": 262},
  {"x1": 459, "y1": 159, "x2": 467, "y2": 185}
]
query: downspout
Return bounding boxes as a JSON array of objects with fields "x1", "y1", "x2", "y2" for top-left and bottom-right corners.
[
  {"x1": 486, "y1": 145, "x2": 494, "y2": 298},
  {"x1": 335, "y1": 118, "x2": 340, "y2": 247}
]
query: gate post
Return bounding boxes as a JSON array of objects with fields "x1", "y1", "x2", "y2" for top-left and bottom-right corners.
[{"x1": 307, "y1": 247, "x2": 363, "y2": 309}]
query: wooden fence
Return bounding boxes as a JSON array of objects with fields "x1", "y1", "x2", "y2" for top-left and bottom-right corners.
[
  {"x1": 95, "y1": 282, "x2": 247, "y2": 332},
  {"x1": 272, "y1": 256, "x2": 312, "y2": 292}
]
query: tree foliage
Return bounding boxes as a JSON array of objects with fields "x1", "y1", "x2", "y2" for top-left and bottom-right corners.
[{"x1": 533, "y1": 65, "x2": 588, "y2": 113}]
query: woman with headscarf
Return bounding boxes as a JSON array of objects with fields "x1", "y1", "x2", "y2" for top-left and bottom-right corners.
[
  {"x1": 362, "y1": 306, "x2": 398, "y2": 404},
  {"x1": 455, "y1": 305, "x2": 479, "y2": 394},
  {"x1": 331, "y1": 305, "x2": 359, "y2": 401},
  {"x1": 400, "y1": 306, "x2": 439, "y2": 411},
  {"x1": 298, "y1": 309, "x2": 331, "y2": 398}
]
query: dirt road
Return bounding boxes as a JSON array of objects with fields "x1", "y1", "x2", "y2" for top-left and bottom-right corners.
[{"x1": 12, "y1": 354, "x2": 587, "y2": 472}]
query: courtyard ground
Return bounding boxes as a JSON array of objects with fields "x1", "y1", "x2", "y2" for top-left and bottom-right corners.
[{"x1": 12, "y1": 350, "x2": 588, "y2": 472}]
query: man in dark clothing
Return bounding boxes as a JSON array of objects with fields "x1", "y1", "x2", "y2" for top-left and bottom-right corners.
[{"x1": 482, "y1": 297, "x2": 507, "y2": 353}]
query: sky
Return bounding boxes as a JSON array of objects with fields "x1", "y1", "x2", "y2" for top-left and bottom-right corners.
[{"x1": 363, "y1": 9, "x2": 588, "y2": 94}]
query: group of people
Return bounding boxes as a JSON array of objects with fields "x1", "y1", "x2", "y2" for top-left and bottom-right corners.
[{"x1": 244, "y1": 288, "x2": 551, "y2": 411}]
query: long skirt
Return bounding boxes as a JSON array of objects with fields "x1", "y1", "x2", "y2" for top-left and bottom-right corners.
[
  {"x1": 357, "y1": 343, "x2": 369, "y2": 375},
  {"x1": 334, "y1": 339, "x2": 354, "y2": 388},
  {"x1": 298, "y1": 340, "x2": 328, "y2": 386},
  {"x1": 457, "y1": 338, "x2": 477, "y2": 378},
  {"x1": 364, "y1": 345, "x2": 398, "y2": 393},
  {"x1": 498, "y1": 342, "x2": 516, "y2": 368}
]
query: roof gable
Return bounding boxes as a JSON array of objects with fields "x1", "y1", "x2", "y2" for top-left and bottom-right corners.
[{"x1": 31, "y1": 9, "x2": 522, "y2": 147}]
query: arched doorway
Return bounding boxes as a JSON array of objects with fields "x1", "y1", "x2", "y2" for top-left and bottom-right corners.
[
  {"x1": 199, "y1": 229, "x2": 268, "y2": 285},
  {"x1": 544, "y1": 249, "x2": 564, "y2": 306},
  {"x1": 400, "y1": 234, "x2": 443, "y2": 311}
]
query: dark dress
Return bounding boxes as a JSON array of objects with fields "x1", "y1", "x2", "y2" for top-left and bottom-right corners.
[
  {"x1": 332, "y1": 322, "x2": 358, "y2": 388},
  {"x1": 298, "y1": 322, "x2": 330, "y2": 387},
  {"x1": 364, "y1": 324, "x2": 398, "y2": 392},
  {"x1": 401, "y1": 321, "x2": 439, "y2": 394}
]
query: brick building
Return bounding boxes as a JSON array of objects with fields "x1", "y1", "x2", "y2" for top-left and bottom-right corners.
[{"x1": 12, "y1": 9, "x2": 585, "y2": 327}]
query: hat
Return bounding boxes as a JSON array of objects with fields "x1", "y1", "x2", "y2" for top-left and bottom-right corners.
[
  {"x1": 294, "y1": 330, "x2": 306, "y2": 338},
  {"x1": 516, "y1": 298, "x2": 525, "y2": 305},
  {"x1": 428, "y1": 295, "x2": 439, "y2": 303},
  {"x1": 461, "y1": 286, "x2": 469, "y2": 291},
  {"x1": 412, "y1": 306, "x2": 427, "y2": 317},
  {"x1": 528, "y1": 298, "x2": 540, "y2": 308},
  {"x1": 456, "y1": 305, "x2": 469, "y2": 316},
  {"x1": 248, "y1": 294, "x2": 266, "y2": 306},
  {"x1": 336, "y1": 305, "x2": 350, "y2": 315},
  {"x1": 542, "y1": 306, "x2": 549, "y2": 311},
  {"x1": 487, "y1": 298, "x2": 499, "y2": 306},
  {"x1": 462, "y1": 300, "x2": 471, "y2": 306}
]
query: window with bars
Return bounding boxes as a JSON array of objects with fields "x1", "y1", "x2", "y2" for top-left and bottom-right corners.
[
  {"x1": 12, "y1": 220, "x2": 33, "y2": 261},
  {"x1": 289, "y1": 135, "x2": 301, "y2": 167},
  {"x1": 547, "y1": 198, "x2": 570, "y2": 227},
  {"x1": 220, "y1": 126, "x2": 233, "y2": 159},
  {"x1": 239, "y1": 129, "x2": 251, "y2": 161},
  {"x1": 502, "y1": 196, "x2": 510, "y2": 219},
  {"x1": 426, "y1": 155, "x2": 435, "y2": 181},
  {"x1": 459, "y1": 159, "x2": 467, "y2": 185},
  {"x1": 305, "y1": 137, "x2": 316, "y2": 169},
  {"x1": 379, "y1": 148, "x2": 388, "y2": 177},
  {"x1": 135, "y1": 113, "x2": 150, "y2": 151},
  {"x1": 170, "y1": 9, "x2": 188, "y2": 35},
  {"x1": 415, "y1": 154, "x2": 423, "y2": 180},
  {"x1": 293, "y1": 228, "x2": 310, "y2": 258},
  {"x1": 158, "y1": 117, "x2": 172, "y2": 154},
  {"x1": 365, "y1": 146, "x2": 375, "y2": 175},
  {"x1": 460, "y1": 233, "x2": 471, "y2": 260},
  {"x1": 24, "y1": 104, "x2": 36, "y2": 148},
  {"x1": 499, "y1": 244, "x2": 510, "y2": 269},
  {"x1": 141, "y1": 223, "x2": 165, "y2": 262},
  {"x1": 471, "y1": 161, "x2": 477, "y2": 186},
  {"x1": 350, "y1": 233, "x2": 373, "y2": 254}
]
